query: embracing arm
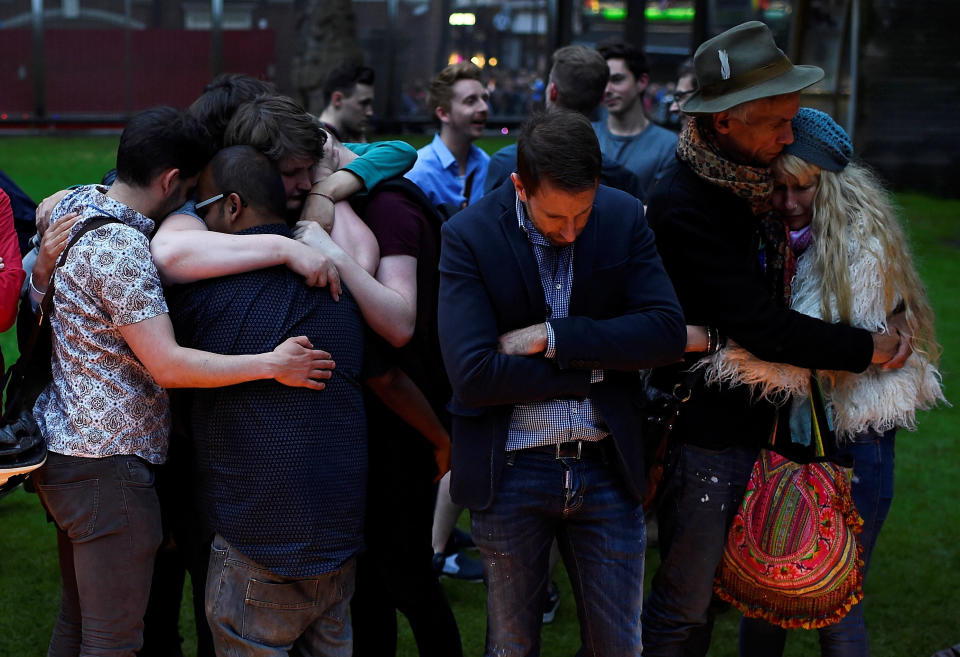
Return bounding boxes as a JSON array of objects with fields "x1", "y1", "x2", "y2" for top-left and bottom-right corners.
[
  {"x1": 151, "y1": 213, "x2": 342, "y2": 296},
  {"x1": 343, "y1": 140, "x2": 418, "y2": 191},
  {"x1": 367, "y1": 367, "x2": 451, "y2": 480},
  {"x1": 651, "y1": 198, "x2": 879, "y2": 372},
  {"x1": 301, "y1": 167, "x2": 379, "y2": 273},
  {"x1": 302, "y1": 140, "x2": 418, "y2": 231},
  {"x1": 296, "y1": 218, "x2": 414, "y2": 346},
  {"x1": 28, "y1": 212, "x2": 81, "y2": 307},
  {"x1": 119, "y1": 313, "x2": 334, "y2": 390},
  {"x1": 438, "y1": 220, "x2": 590, "y2": 409},
  {"x1": 327, "y1": 201, "x2": 380, "y2": 275}
]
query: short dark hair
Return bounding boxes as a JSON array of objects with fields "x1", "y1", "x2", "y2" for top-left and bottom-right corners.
[
  {"x1": 223, "y1": 95, "x2": 326, "y2": 164},
  {"x1": 209, "y1": 145, "x2": 287, "y2": 219},
  {"x1": 427, "y1": 61, "x2": 483, "y2": 122},
  {"x1": 516, "y1": 110, "x2": 601, "y2": 195},
  {"x1": 549, "y1": 45, "x2": 609, "y2": 115},
  {"x1": 189, "y1": 74, "x2": 277, "y2": 149},
  {"x1": 116, "y1": 107, "x2": 214, "y2": 187},
  {"x1": 596, "y1": 40, "x2": 650, "y2": 81},
  {"x1": 322, "y1": 62, "x2": 375, "y2": 107}
]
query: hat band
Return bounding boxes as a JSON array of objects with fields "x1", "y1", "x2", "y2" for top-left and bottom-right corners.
[{"x1": 699, "y1": 55, "x2": 796, "y2": 101}]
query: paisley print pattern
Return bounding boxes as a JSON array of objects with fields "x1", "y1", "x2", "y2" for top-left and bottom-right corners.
[{"x1": 34, "y1": 185, "x2": 170, "y2": 464}]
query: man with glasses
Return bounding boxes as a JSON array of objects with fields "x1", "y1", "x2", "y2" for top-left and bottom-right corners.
[
  {"x1": 30, "y1": 110, "x2": 333, "y2": 657},
  {"x1": 167, "y1": 144, "x2": 366, "y2": 657},
  {"x1": 668, "y1": 59, "x2": 697, "y2": 131}
]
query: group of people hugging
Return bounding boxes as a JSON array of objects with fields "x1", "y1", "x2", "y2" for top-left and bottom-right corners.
[{"x1": 0, "y1": 17, "x2": 943, "y2": 657}]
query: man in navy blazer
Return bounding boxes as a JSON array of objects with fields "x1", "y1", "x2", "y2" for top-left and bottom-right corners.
[{"x1": 438, "y1": 109, "x2": 686, "y2": 656}]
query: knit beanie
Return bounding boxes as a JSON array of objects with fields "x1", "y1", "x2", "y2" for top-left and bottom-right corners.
[{"x1": 784, "y1": 108, "x2": 852, "y2": 172}]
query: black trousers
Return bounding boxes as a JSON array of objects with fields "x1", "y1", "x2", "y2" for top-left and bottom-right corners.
[
  {"x1": 350, "y1": 427, "x2": 463, "y2": 657},
  {"x1": 138, "y1": 423, "x2": 214, "y2": 657}
]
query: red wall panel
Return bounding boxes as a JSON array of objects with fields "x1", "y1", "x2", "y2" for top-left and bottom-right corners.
[{"x1": 0, "y1": 29, "x2": 274, "y2": 117}]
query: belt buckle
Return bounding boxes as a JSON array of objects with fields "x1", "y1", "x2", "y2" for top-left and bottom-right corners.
[{"x1": 555, "y1": 440, "x2": 582, "y2": 460}]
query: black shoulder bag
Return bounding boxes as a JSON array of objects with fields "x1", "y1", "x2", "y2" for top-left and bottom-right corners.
[
  {"x1": 642, "y1": 365, "x2": 703, "y2": 511},
  {"x1": 0, "y1": 218, "x2": 119, "y2": 489}
]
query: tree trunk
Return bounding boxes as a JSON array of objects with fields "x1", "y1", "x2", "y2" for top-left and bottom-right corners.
[{"x1": 292, "y1": 0, "x2": 364, "y2": 114}]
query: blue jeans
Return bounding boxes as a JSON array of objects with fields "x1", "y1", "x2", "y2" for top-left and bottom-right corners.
[
  {"x1": 642, "y1": 443, "x2": 759, "y2": 657},
  {"x1": 205, "y1": 534, "x2": 355, "y2": 657},
  {"x1": 33, "y1": 452, "x2": 163, "y2": 657},
  {"x1": 739, "y1": 429, "x2": 896, "y2": 657},
  {"x1": 471, "y1": 447, "x2": 646, "y2": 657}
]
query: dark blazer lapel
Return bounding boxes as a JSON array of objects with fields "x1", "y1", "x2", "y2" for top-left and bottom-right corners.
[
  {"x1": 570, "y1": 201, "x2": 600, "y2": 314},
  {"x1": 498, "y1": 191, "x2": 545, "y2": 315}
]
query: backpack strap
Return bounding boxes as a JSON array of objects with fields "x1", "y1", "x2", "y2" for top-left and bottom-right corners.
[
  {"x1": 21, "y1": 217, "x2": 121, "y2": 369},
  {"x1": 362, "y1": 177, "x2": 448, "y2": 234},
  {"x1": 2, "y1": 216, "x2": 120, "y2": 423}
]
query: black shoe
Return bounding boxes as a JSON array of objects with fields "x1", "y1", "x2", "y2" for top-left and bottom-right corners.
[
  {"x1": 542, "y1": 581, "x2": 560, "y2": 624},
  {"x1": 442, "y1": 527, "x2": 477, "y2": 556},
  {"x1": 433, "y1": 551, "x2": 484, "y2": 582}
]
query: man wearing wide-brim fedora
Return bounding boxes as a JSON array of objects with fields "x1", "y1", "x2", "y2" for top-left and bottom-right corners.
[{"x1": 641, "y1": 20, "x2": 911, "y2": 657}]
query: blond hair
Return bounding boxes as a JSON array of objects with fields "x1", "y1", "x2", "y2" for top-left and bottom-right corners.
[
  {"x1": 773, "y1": 153, "x2": 941, "y2": 365},
  {"x1": 427, "y1": 61, "x2": 483, "y2": 123}
]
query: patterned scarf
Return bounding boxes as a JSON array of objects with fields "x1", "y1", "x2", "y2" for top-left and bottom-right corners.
[
  {"x1": 677, "y1": 118, "x2": 774, "y2": 216},
  {"x1": 677, "y1": 118, "x2": 792, "y2": 305},
  {"x1": 758, "y1": 217, "x2": 793, "y2": 307}
]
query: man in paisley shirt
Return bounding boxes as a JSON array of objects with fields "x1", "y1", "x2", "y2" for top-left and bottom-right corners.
[{"x1": 30, "y1": 107, "x2": 335, "y2": 657}]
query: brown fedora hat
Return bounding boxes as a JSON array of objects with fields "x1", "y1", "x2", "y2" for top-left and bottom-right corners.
[{"x1": 681, "y1": 21, "x2": 824, "y2": 114}]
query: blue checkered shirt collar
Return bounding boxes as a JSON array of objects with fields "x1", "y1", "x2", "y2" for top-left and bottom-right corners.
[{"x1": 515, "y1": 190, "x2": 553, "y2": 248}]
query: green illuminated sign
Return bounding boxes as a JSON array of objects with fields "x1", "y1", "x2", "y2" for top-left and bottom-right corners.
[
  {"x1": 645, "y1": 6, "x2": 695, "y2": 21},
  {"x1": 593, "y1": 4, "x2": 694, "y2": 23},
  {"x1": 602, "y1": 6, "x2": 627, "y2": 20}
]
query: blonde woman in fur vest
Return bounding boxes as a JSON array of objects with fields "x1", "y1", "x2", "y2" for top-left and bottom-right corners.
[{"x1": 702, "y1": 108, "x2": 945, "y2": 657}]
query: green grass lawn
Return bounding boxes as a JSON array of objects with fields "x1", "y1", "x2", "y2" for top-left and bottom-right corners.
[{"x1": 1, "y1": 136, "x2": 957, "y2": 656}]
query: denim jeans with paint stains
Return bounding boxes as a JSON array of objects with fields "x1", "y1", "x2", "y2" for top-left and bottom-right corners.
[
  {"x1": 472, "y1": 448, "x2": 646, "y2": 657},
  {"x1": 642, "y1": 443, "x2": 758, "y2": 657}
]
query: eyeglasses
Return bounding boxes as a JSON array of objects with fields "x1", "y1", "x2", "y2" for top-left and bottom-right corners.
[
  {"x1": 672, "y1": 88, "x2": 698, "y2": 104},
  {"x1": 195, "y1": 190, "x2": 244, "y2": 219}
]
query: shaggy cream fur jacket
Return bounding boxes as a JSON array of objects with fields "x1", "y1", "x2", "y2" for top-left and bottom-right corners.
[{"x1": 697, "y1": 226, "x2": 945, "y2": 440}]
